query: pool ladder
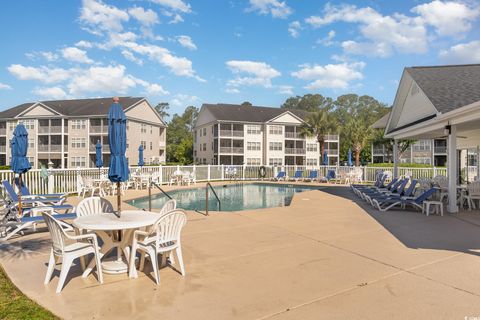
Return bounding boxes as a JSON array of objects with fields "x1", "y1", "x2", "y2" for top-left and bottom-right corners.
[
  {"x1": 148, "y1": 181, "x2": 172, "y2": 212},
  {"x1": 205, "y1": 182, "x2": 221, "y2": 215}
]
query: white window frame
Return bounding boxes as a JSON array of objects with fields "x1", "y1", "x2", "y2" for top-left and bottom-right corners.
[
  {"x1": 71, "y1": 119, "x2": 86, "y2": 130},
  {"x1": 269, "y1": 142, "x2": 282, "y2": 151},
  {"x1": 247, "y1": 142, "x2": 261, "y2": 151},
  {"x1": 269, "y1": 125, "x2": 283, "y2": 135},
  {"x1": 247, "y1": 125, "x2": 261, "y2": 135}
]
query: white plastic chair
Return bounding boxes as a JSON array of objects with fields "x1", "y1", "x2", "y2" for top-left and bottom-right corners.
[
  {"x1": 129, "y1": 209, "x2": 187, "y2": 284},
  {"x1": 466, "y1": 181, "x2": 480, "y2": 210},
  {"x1": 76, "y1": 197, "x2": 114, "y2": 217},
  {"x1": 41, "y1": 208, "x2": 103, "y2": 293}
]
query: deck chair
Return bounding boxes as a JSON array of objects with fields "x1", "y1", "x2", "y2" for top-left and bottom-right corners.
[
  {"x1": 372, "y1": 187, "x2": 438, "y2": 212},
  {"x1": 2, "y1": 180, "x2": 69, "y2": 207},
  {"x1": 304, "y1": 170, "x2": 318, "y2": 182},
  {"x1": 364, "y1": 179, "x2": 409, "y2": 205},
  {"x1": 289, "y1": 170, "x2": 303, "y2": 182},
  {"x1": 14, "y1": 178, "x2": 66, "y2": 199},
  {"x1": 272, "y1": 171, "x2": 286, "y2": 181}
]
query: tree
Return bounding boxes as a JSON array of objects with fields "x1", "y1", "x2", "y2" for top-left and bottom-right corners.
[
  {"x1": 165, "y1": 106, "x2": 199, "y2": 164},
  {"x1": 241, "y1": 101, "x2": 252, "y2": 107},
  {"x1": 154, "y1": 102, "x2": 170, "y2": 119},
  {"x1": 281, "y1": 94, "x2": 333, "y2": 112},
  {"x1": 298, "y1": 109, "x2": 338, "y2": 159},
  {"x1": 344, "y1": 117, "x2": 373, "y2": 166}
]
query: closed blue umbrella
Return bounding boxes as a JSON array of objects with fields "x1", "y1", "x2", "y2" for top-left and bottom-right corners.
[
  {"x1": 11, "y1": 124, "x2": 31, "y2": 216},
  {"x1": 108, "y1": 97, "x2": 129, "y2": 216},
  {"x1": 95, "y1": 140, "x2": 103, "y2": 169},
  {"x1": 347, "y1": 149, "x2": 353, "y2": 166},
  {"x1": 138, "y1": 145, "x2": 145, "y2": 167},
  {"x1": 323, "y1": 150, "x2": 328, "y2": 165}
]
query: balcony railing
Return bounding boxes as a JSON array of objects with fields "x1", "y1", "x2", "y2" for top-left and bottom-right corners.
[
  {"x1": 38, "y1": 145, "x2": 49, "y2": 152},
  {"x1": 90, "y1": 126, "x2": 102, "y2": 133},
  {"x1": 372, "y1": 148, "x2": 385, "y2": 154},
  {"x1": 285, "y1": 148, "x2": 306, "y2": 154},
  {"x1": 285, "y1": 132, "x2": 303, "y2": 139},
  {"x1": 38, "y1": 127, "x2": 49, "y2": 134},
  {"x1": 219, "y1": 130, "x2": 244, "y2": 137},
  {"x1": 50, "y1": 126, "x2": 62, "y2": 133},
  {"x1": 219, "y1": 147, "x2": 244, "y2": 153},
  {"x1": 50, "y1": 145, "x2": 62, "y2": 152},
  {"x1": 434, "y1": 146, "x2": 447, "y2": 154},
  {"x1": 327, "y1": 149, "x2": 339, "y2": 155},
  {"x1": 0, "y1": 146, "x2": 6, "y2": 152},
  {"x1": 0, "y1": 128, "x2": 6, "y2": 135},
  {"x1": 325, "y1": 134, "x2": 339, "y2": 141}
]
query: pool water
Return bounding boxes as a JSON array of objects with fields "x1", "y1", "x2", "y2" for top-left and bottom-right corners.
[{"x1": 127, "y1": 183, "x2": 320, "y2": 212}]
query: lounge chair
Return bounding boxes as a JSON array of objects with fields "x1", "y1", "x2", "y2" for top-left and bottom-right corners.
[
  {"x1": 15, "y1": 178, "x2": 67, "y2": 199},
  {"x1": 289, "y1": 170, "x2": 303, "y2": 182},
  {"x1": 372, "y1": 187, "x2": 438, "y2": 212},
  {"x1": 2, "y1": 180, "x2": 71, "y2": 209},
  {"x1": 272, "y1": 171, "x2": 286, "y2": 181},
  {"x1": 304, "y1": 170, "x2": 318, "y2": 182},
  {"x1": 358, "y1": 178, "x2": 399, "y2": 198},
  {"x1": 364, "y1": 179, "x2": 409, "y2": 205}
]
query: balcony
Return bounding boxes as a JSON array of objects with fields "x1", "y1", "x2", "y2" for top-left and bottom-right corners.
[
  {"x1": 38, "y1": 126, "x2": 49, "y2": 134},
  {"x1": 372, "y1": 148, "x2": 385, "y2": 155},
  {"x1": 285, "y1": 148, "x2": 306, "y2": 154},
  {"x1": 38, "y1": 144, "x2": 49, "y2": 152},
  {"x1": 50, "y1": 145, "x2": 62, "y2": 152},
  {"x1": 0, "y1": 128, "x2": 6, "y2": 135},
  {"x1": 219, "y1": 147, "x2": 244, "y2": 154},
  {"x1": 219, "y1": 130, "x2": 244, "y2": 137},
  {"x1": 50, "y1": 126, "x2": 62, "y2": 133},
  {"x1": 90, "y1": 126, "x2": 102, "y2": 133},
  {"x1": 89, "y1": 144, "x2": 109, "y2": 152},
  {"x1": 0, "y1": 146, "x2": 6, "y2": 152},
  {"x1": 434, "y1": 146, "x2": 447, "y2": 154},
  {"x1": 285, "y1": 132, "x2": 302, "y2": 139},
  {"x1": 325, "y1": 134, "x2": 339, "y2": 141},
  {"x1": 327, "y1": 149, "x2": 339, "y2": 155}
]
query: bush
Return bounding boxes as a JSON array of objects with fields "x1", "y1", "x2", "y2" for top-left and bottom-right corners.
[
  {"x1": 0, "y1": 165, "x2": 10, "y2": 170},
  {"x1": 366, "y1": 163, "x2": 443, "y2": 168}
]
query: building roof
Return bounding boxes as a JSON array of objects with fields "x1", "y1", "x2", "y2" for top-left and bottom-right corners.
[
  {"x1": 406, "y1": 64, "x2": 480, "y2": 114},
  {"x1": 371, "y1": 112, "x2": 390, "y2": 129},
  {"x1": 202, "y1": 103, "x2": 310, "y2": 122},
  {"x1": 0, "y1": 97, "x2": 144, "y2": 119}
]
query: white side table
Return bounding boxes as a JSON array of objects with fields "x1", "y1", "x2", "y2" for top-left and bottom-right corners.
[{"x1": 423, "y1": 200, "x2": 444, "y2": 216}]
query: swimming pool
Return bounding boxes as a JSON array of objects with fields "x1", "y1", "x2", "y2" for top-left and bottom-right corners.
[{"x1": 127, "y1": 183, "x2": 320, "y2": 212}]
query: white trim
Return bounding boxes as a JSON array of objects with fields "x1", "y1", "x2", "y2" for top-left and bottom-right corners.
[{"x1": 16, "y1": 102, "x2": 62, "y2": 118}]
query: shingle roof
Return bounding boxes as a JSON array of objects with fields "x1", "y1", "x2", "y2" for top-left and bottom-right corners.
[
  {"x1": 0, "y1": 97, "x2": 144, "y2": 119},
  {"x1": 202, "y1": 103, "x2": 310, "y2": 122},
  {"x1": 371, "y1": 112, "x2": 390, "y2": 129},
  {"x1": 406, "y1": 64, "x2": 480, "y2": 114}
]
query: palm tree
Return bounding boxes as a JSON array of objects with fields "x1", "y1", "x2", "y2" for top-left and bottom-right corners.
[
  {"x1": 299, "y1": 109, "x2": 338, "y2": 162},
  {"x1": 344, "y1": 118, "x2": 372, "y2": 166}
]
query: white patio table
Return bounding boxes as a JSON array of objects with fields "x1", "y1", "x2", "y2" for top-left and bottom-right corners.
[{"x1": 73, "y1": 210, "x2": 162, "y2": 276}]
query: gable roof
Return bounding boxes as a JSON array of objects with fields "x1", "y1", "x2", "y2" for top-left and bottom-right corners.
[
  {"x1": 201, "y1": 103, "x2": 310, "y2": 123},
  {"x1": 0, "y1": 97, "x2": 144, "y2": 119},
  {"x1": 371, "y1": 112, "x2": 390, "y2": 129},
  {"x1": 406, "y1": 64, "x2": 480, "y2": 114}
]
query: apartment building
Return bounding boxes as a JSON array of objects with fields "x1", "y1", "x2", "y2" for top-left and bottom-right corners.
[
  {"x1": 0, "y1": 97, "x2": 166, "y2": 168},
  {"x1": 193, "y1": 103, "x2": 340, "y2": 166}
]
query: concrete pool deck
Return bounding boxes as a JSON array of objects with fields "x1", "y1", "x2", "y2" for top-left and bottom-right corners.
[{"x1": 2, "y1": 182, "x2": 480, "y2": 319}]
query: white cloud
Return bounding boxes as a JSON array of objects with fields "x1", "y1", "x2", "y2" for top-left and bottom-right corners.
[
  {"x1": 26, "y1": 51, "x2": 59, "y2": 62},
  {"x1": 306, "y1": 3, "x2": 428, "y2": 57},
  {"x1": 226, "y1": 60, "x2": 281, "y2": 88},
  {"x1": 439, "y1": 40, "x2": 480, "y2": 63},
  {"x1": 8, "y1": 64, "x2": 72, "y2": 84},
  {"x1": 317, "y1": 30, "x2": 335, "y2": 46},
  {"x1": 170, "y1": 93, "x2": 199, "y2": 108},
  {"x1": 79, "y1": 0, "x2": 129, "y2": 34},
  {"x1": 75, "y1": 40, "x2": 94, "y2": 48},
  {"x1": 33, "y1": 87, "x2": 69, "y2": 100},
  {"x1": 121, "y1": 50, "x2": 143, "y2": 65},
  {"x1": 277, "y1": 85, "x2": 293, "y2": 95},
  {"x1": 61, "y1": 47, "x2": 94, "y2": 64},
  {"x1": 247, "y1": 0, "x2": 292, "y2": 18},
  {"x1": 412, "y1": 0, "x2": 480, "y2": 37},
  {"x1": 128, "y1": 7, "x2": 159, "y2": 26},
  {"x1": 168, "y1": 13, "x2": 184, "y2": 24},
  {"x1": 133, "y1": 78, "x2": 169, "y2": 95},
  {"x1": 149, "y1": 0, "x2": 191, "y2": 13},
  {"x1": 288, "y1": 21, "x2": 301, "y2": 38},
  {"x1": 0, "y1": 82, "x2": 12, "y2": 90},
  {"x1": 176, "y1": 35, "x2": 197, "y2": 50},
  {"x1": 67, "y1": 65, "x2": 137, "y2": 95},
  {"x1": 292, "y1": 61, "x2": 365, "y2": 90},
  {"x1": 225, "y1": 88, "x2": 240, "y2": 94}
]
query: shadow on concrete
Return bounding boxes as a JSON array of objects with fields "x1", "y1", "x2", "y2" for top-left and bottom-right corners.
[{"x1": 319, "y1": 185, "x2": 480, "y2": 257}]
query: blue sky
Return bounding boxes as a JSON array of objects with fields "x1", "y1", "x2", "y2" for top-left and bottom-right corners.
[{"x1": 0, "y1": 0, "x2": 479, "y2": 117}]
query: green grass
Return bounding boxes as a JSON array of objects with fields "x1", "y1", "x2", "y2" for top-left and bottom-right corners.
[{"x1": 0, "y1": 266, "x2": 58, "y2": 320}]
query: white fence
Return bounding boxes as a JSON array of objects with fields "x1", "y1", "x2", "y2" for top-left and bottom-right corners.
[{"x1": 0, "y1": 165, "x2": 457, "y2": 195}]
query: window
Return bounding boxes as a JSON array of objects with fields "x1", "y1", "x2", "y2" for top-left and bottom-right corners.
[
  {"x1": 194, "y1": 130, "x2": 197, "y2": 142},
  {"x1": 19, "y1": 119, "x2": 35, "y2": 130},
  {"x1": 202, "y1": 128, "x2": 207, "y2": 136},
  {"x1": 413, "y1": 157, "x2": 431, "y2": 165},
  {"x1": 150, "y1": 141, "x2": 153, "y2": 150},
  {"x1": 141, "y1": 124, "x2": 147, "y2": 133},
  {"x1": 307, "y1": 143, "x2": 317, "y2": 152},
  {"x1": 150, "y1": 126, "x2": 153, "y2": 134},
  {"x1": 126, "y1": 139, "x2": 129, "y2": 149},
  {"x1": 247, "y1": 142, "x2": 261, "y2": 151},
  {"x1": 28, "y1": 139, "x2": 35, "y2": 149},
  {"x1": 269, "y1": 158, "x2": 282, "y2": 166},
  {"x1": 27, "y1": 156, "x2": 34, "y2": 166},
  {"x1": 70, "y1": 156, "x2": 86, "y2": 167},
  {"x1": 71, "y1": 137, "x2": 86, "y2": 148},
  {"x1": 412, "y1": 140, "x2": 431, "y2": 152},
  {"x1": 306, "y1": 159, "x2": 317, "y2": 166},
  {"x1": 71, "y1": 119, "x2": 86, "y2": 130},
  {"x1": 212, "y1": 142, "x2": 214, "y2": 150},
  {"x1": 269, "y1": 142, "x2": 282, "y2": 151},
  {"x1": 141, "y1": 140, "x2": 147, "y2": 149},
  {"x1": 247, "y1": 158, "x2": 261, "y2": 165},
  {"x1": 269, "y1": 125, "x2": 282, "y2": 135},
  {"x1": 247, "y1": 125, "x2": 261, "y2": 134},
  {"x1": 203, "y1": 143, "x2": 207, "y2": 151}
]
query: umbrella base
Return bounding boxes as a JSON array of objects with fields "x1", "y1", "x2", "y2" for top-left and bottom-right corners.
[{"x1": 102, "y1": 259, "x2": 128, "y2": 274}]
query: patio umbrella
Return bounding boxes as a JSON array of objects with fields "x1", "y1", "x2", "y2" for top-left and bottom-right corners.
[
  {"x1": 108, "y1": 97, "x2": 129, "y2": 217},
  {"x1": 347, "y1": 149, "x2": 353, "y2": 166},
  {"x1": 11, "y1": 124, "x2": 31, "y2": 217},
  {"x1": 95, "y1": 140, "x2": 103, "y2": 172},
  {"x1": 138, "y1": 144, "x2": 145, "y2": 167},
  {"x1": 323, "y1": 150, "x2": 328, "y2": 165}
]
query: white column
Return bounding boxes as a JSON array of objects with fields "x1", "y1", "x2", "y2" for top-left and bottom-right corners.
[
  {"x1": 393, "y1": 139, "x2": 398, "y2": 178},
  {"x1": 447, "y1": 125, "x2": 458, "y2": 213},
  {"x1": 476, "y1": 145, "x2": 480, "y2": 181}
]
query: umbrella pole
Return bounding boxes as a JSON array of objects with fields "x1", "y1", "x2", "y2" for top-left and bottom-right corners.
[
  {"x1": 117, "y1": 181, "x2": 121, "y2": 216},
  {"x1": 18, "y1": 174, "x2": 22, "y2": 218}
]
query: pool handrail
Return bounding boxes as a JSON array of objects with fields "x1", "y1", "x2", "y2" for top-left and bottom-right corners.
[
  {"x1": 149, "y1": 181, "x2": 173, "y2": 212},
  {"x1": 206, "y1": 182, "x2": 221, "y2": 215}
]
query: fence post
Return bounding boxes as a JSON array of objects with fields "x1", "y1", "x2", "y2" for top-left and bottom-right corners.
[
  {"x1": 47, "y1": 161, "x2": 54, "y2": 194},
  {"x1": 221, "y1": 164, "x2": 224, "y2": 180},
  {"x1": 208, "y1": 164, "x2": 211, "y2": 181},
  {"x1": 242, "y1": 164, "x2": 246, "y2": 180},
  {"x1": 159, "y1": 165, "x2": 163, "y2": 185}
]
